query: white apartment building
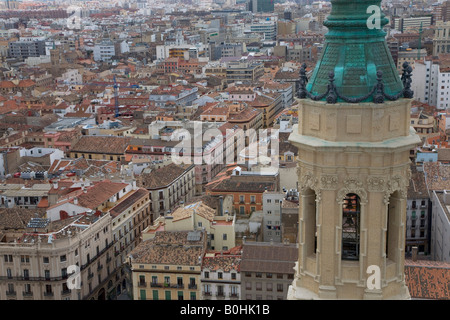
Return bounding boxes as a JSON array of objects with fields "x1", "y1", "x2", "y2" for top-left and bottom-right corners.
[
  {"x1": 262, "y1": 191, "x2": 285, "y2": 243},
  {"x1": 412, "y1": 58, "x2": 440, "y2": 108},
  {"x1": 431, "y1": 190, "x2": 450, "y2": 262},
  {"x1": 93, "y1": 41, "x2": 115, "y2": 62}
]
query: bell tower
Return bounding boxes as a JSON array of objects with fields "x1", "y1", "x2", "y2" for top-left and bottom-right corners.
[{"x1": 287, "y1": 0, "x2": 421, "y2": 299}]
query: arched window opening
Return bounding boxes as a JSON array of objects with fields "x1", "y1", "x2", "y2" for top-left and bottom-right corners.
[
  {"x1": 386, "y1": 191, "x2": 401, "y2": 263},
  {"x1": 342, "y1": 193, "x2": 361, "y2": 261},
  {"x1": 303, "y1": 188, "x2": 317, "y2": 256}
]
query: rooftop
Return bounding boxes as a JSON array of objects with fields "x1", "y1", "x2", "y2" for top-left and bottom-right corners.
[
  {"x1": 240, "y1": 241, "x2": 298, "y2": 274},
  {"x1": 130, "y1": 230, "x2": 207, "y2": 266},
  {"x1": 404, "y1": 259, "x2": 450, "y2": 300}
]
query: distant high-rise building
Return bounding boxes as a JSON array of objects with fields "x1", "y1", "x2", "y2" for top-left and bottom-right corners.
[{"x1": 247, "y1": 0, "x2": 274, "y2": 13}]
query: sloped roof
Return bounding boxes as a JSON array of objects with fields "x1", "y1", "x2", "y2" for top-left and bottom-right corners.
[{"x1": 404, "y1": 259, "x2": 450, "y2": 300}]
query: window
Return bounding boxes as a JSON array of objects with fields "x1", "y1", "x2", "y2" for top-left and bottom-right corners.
[
  {"x1": 223, "y1": 234, "x2": 227, "y2": 241},
  {"x1": 204, "y1": 271, "x2": 209, "y2": 279},
  {"x1": 342, "y1": 193, "x2": 360, "y2": 261},
  {"x1": 218, "y1": 272, "x2": 223, "y2": 279},
  {"x1": 60, "y1": 255, "x2": 67, "y2": 263}
]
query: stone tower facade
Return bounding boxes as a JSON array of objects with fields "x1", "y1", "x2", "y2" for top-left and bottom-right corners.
[{"x1": 287, "y1": 0, "x2": 421, "y2": 300}]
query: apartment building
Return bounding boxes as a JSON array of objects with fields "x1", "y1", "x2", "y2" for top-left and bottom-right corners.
[
  {"x1": 137, "y1": 162, "x2": 195, "y2": 217},
  {"x1": 201, "y1": 247, "x2": 241, "y2": 300},
  {"x1": 143, "y1": 199, "x2": 236, "y2": 251},
  {"x1": 93, "y1": 40, "x2": 116, "y2": 62},
  {"x1": 206, "y1": 166, "x2": 280, "y2": 215},
  {"x1": 69, "y1": 136, "x2": 131, "y2": 162},
  {"x1": 249, "y1": 22, "x2": 277, "y2": 41},
  {"x1": 0, "y1": 210, "x2": 116, "y2": 300},
  {"x1": 434, "y1": 21, "x2": 450, "y2": 56},
  {"x1": 406, "y1": 166, "x2": 431, "y2": 257},
  {"x1": 262, "y1": 191, "x2": 285, "y2": 243},
  {"x1": 0, "y1": 182, "x2": 51, "y2": 209},
  {"x1": 247, "y1": 92, "x2": 284, "y2": 128},
  {"x1": 129, "y1": 230, "x2": 207, "y2": 300},
  {"x1": 8, "y1": 40, "x2": 46, "y2": 59},
  {"x1": 240, "y1": 241, "x2": 298, "y2": 300},
  {"x1": 430, "y1": 190, "x2": 450, "y2": 262},
  {"x1": 109, "y1": 187, "x2": 152, "y2": 294},
  {"x1": 225, "y1": 59, "x2": 264, "y2": 84}
]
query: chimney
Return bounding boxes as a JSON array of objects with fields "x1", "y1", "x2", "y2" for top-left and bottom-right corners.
[
  {"x1": 73, "y1": 197, "x2": 78, "y2": 205},
  {"x1": 53, "y1": 180, "x2": 58, "y2": 190},
  {"x1": 412, "y1": 246, "x2": 418, "y2": 262}
]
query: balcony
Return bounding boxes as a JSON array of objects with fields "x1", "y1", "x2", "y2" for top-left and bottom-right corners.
[
  {"x1": 61, "y1": 289, "x2": 71, "y2": 296},
  {"x1": 188, "y1": 284, "x2": 197, "y2": 290},
  {"x1": 6, "y1": 291, "x2": 16, "y2": 296},
  {"x1": 229, "y1": 292, "x2": 239, "y2": 299},
  {"x1": 216, "y1": 292, "x2": 225, "y2": 299},
  {"x1": 203, "y1": 291, "x2": 212, "y2": 297},
  {"x1": 88, "y1": 273, "x2": 94, "y2": 280},
  {"x1": 44, "y1": 291, "x2": 54, "y2": 297},
  {"x1": 138, "y1": 282, "x2": 147, "y2": 288},
  {"x1": 150, "y1": 282, "x2": 163, "y2": 288},
  {"x1": 22, "y1": 291, "x2": 33, "y2": 297}
]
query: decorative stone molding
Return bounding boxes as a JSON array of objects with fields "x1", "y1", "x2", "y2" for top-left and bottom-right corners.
[
  {"x1": 367, "y1": 176, "x2": 386, "y2": 192},
  {"x1": 336, "y1": 177, "x2": 368, "y2": 204},
  {"x1": 320, "y1": 175, "x2": 338, "y2": 190},
  {"x1": 384, "y1": 175, "x2": 408, "y2": 204},
  {"x1": 300, "y1": 171, "x2": 318, "y2": 192}
]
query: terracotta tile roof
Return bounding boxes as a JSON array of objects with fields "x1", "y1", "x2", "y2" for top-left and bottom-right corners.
[
  {"x1": 138, "y1": 163, "x2": 193, "y2": 189},
  {"x1": 130, "y1": 230, "x2": 207, "y2": 266},
  {"x1": 404, "y1": 259, "x2": 450, "y2": 300},
  {"x1": 76, "y1": 180, "x2": 129, "y2": 210},
  {"x1": 408, "y1": 165, "x2": 429, "y2": 199},
  {"x1": 240, "y1": 242, "x2": 298, "y2": 274},
  {"x1": 70, "y1": 136, "x2": 131, "y2": 155},
  {"x1": 206, "y1": 179, "x2": 276, "y2": 193},
  {"x1": 423, "y1": 162, "x2": 450, "y2": 191},
  {"x1": 109, "y1": 188, "x2": 148, "y2": 218},
  {"x1": 171, "y1": 201, "x2": 215, "y2": 222},
  {"x1": 202, "y1": 248, "x2": 242, "y2": 272},
  {"x1": 0, "y1": 208, "x2": 46, "y2": 231}
]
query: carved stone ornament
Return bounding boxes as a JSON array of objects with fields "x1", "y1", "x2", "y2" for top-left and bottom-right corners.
[
  {"x1": 336, "y1": 177, "x2": 368, "y2": 204},
  {"x1": 367, "y1": 176, "x2": 386, "y2": 192},
  {"x1": 321, "y1": 175, "x2": 338, "y2": 190},
  {"x1": 384, "y1": 175, "x2": 407, "y2": 204},
  {"x1": 300, "y1": 171, "x2": 318, "y2": 192}
]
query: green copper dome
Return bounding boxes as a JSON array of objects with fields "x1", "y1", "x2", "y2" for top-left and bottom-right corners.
[{"x1": 306, "y1": 0, "x2": 404, "y2": 101}]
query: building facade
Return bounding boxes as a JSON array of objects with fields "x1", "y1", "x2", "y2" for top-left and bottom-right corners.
[{"x1": 240, "y1": 242, "x2": 297, "y2": 300}]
